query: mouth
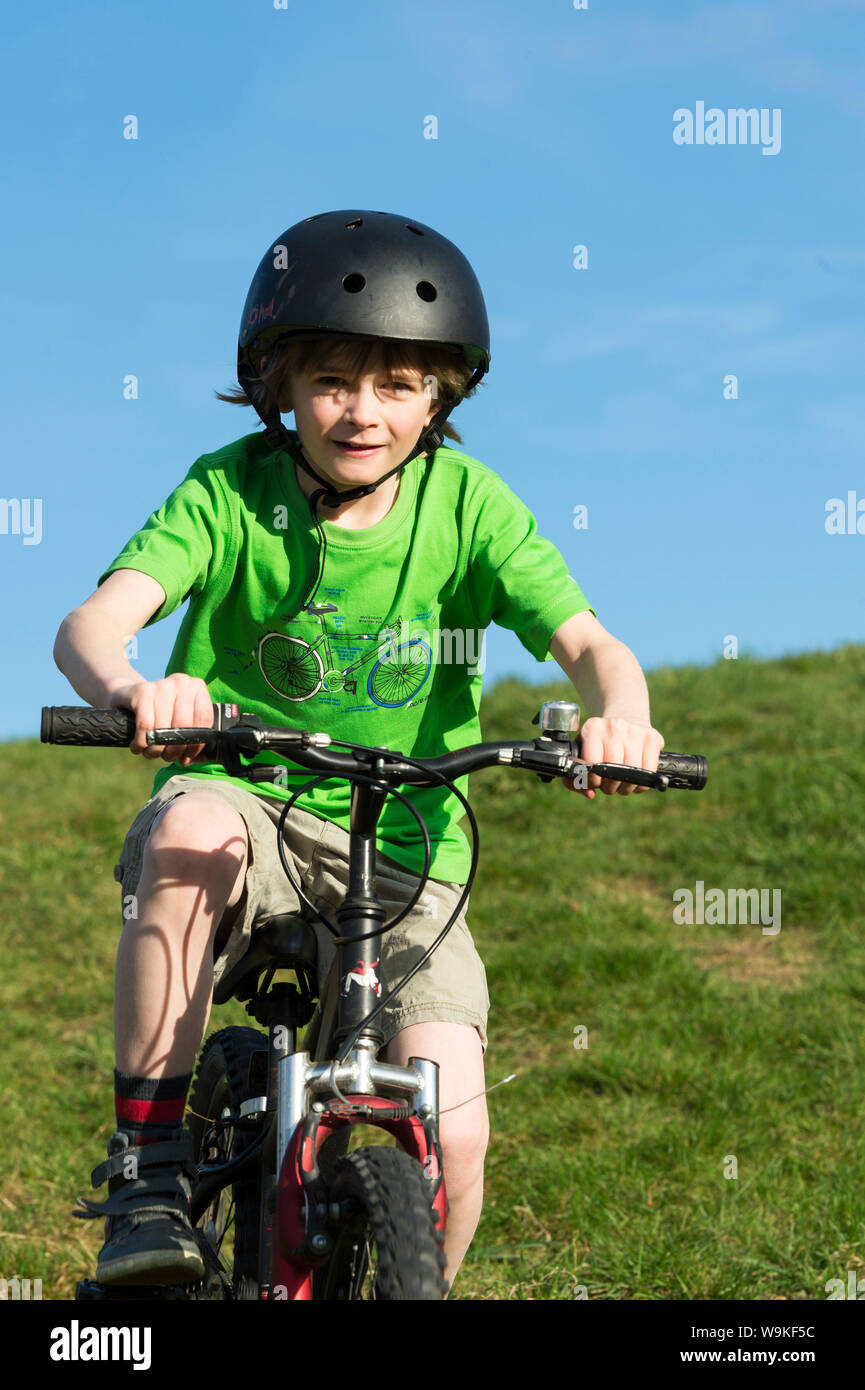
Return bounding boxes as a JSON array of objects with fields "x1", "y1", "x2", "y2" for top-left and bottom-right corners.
[{"x1": 332, "y1": 440, "x2": 384, "y2": 457}]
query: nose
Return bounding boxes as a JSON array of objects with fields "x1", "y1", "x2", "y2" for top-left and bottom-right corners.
[{"x1": 342, "y1": 380, "x2": 382, "y2": 428}]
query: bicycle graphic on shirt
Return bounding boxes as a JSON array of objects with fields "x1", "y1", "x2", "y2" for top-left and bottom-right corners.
[{"x1": 227, "y1": 603, "x2": 433, "y2": 707}]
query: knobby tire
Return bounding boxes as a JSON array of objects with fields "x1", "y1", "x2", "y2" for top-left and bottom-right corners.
[{"x1": 313, "y1": 1145, "x2": 448, "y2": 1300}]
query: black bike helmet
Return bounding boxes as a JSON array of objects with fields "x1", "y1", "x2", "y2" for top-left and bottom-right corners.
[{"x1": 236, "y1": 209, "x2": 491, "y2": 508}]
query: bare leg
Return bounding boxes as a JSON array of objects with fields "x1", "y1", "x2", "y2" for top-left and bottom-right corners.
[
  {"x1": 382, "y1": 1021, "x2": 489, "y2": 1296},
  {"x1": 114, "y1": 795, "x2": 249, "y2": 1079}
]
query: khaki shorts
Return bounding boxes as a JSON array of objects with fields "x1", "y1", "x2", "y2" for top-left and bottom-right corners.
[{"x1": 113, "y1": 774, "x2": 489, "y2": 1055}]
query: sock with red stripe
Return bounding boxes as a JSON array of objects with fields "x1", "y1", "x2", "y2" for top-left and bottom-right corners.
[{"x1": 114, "y1": 1068, "x2": 192, "y2": 1145}]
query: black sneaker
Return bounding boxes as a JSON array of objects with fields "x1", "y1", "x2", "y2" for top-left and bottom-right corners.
[{"x1": 73, "y1": 1130, "x2": 206, "y2": 1286}]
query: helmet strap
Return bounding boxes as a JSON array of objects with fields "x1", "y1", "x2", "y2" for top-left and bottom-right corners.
[{"x1": 240, "y1": 357, "x2": 484, "y2": 619}]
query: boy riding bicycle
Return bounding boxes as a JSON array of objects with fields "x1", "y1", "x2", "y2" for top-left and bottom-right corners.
[{"x1": 53, "y1": 209, "x2": 664, "y2": 1297}]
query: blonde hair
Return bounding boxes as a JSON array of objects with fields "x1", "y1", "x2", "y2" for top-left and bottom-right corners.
[{"x1": 215, "y1": 334, "x2": 484, "y2": 445}]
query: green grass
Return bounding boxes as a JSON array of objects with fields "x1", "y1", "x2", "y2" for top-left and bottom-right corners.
[{"x1": 2, "y1": 644, "x2": 863, "y2": 1300}]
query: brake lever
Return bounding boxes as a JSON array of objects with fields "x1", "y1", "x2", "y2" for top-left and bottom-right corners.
[
  {"x1": 531, "y1": 708, "x2": 670, "y2": 790},
  {"x1": 579, "y1": 760, "x2": 670, "y2": 792}
]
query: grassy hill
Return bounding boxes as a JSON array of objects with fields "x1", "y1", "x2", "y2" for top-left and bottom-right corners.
[{"x1": 1, "y1": 644, "x2": 863, "y2": 1300}]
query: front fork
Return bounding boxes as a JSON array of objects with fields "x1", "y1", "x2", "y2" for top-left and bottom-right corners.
[
  {"x1": 261, "y1": 769, "x2": 446, "y2": 1299},
  {"x1": 263, "y1": 1050, "x2": 446, "y2": 1300}
]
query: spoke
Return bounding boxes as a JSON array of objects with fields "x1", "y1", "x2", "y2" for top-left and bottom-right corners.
[
  {"x1": 365, "y1": 1234, "x2": 377, "y2": 1300},
  {"x1": 370, "y1": 646, "x2": 430, "y2": 704},
  {"x1": 215, "y1": 1196, "x2": 235, "y2": 1254},
  {"x1": 196, "y1": 1098, "x2": 240, "y2": 1297},
  {"x1": 259, "y1": 636, "x2": 321, "y2": 698}
]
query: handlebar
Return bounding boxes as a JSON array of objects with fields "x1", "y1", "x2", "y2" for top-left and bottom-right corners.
[
  {"x1": 42, "y1": 700, "x2": 707, "y2": 1062},
  {"x1": 40, "y1": 703, "x2": 708, "y2": 792}
]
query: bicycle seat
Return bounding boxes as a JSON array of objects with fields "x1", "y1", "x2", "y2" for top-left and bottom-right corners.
[{"x1": 213, "y1": 913, "x2": 319, "y2": 1006}]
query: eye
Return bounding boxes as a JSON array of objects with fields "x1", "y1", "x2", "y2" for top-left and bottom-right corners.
[{"x1": 315, "y1": 375, "x2": 416, "y2": 392}]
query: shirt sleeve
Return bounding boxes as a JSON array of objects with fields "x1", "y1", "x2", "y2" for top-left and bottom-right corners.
[
  {"x1": 468, "y1": 475, "x2": 595, "y2": 662},
  {"x1": 96, "y1": 459, "x2": 230, "y2": 627}
]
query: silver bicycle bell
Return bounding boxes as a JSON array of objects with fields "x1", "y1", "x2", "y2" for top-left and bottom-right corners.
[{"x1": 536, "y1": 700, "x2": 580, "y2": 740}]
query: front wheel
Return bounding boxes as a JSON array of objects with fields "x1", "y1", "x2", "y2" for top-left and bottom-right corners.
[
  {"x1": 187, "y1": 1027, "x2": 267, "y2": 1299},
  {"x1": 367, "y1": 639, "x2": 432, "y2": 707},
  {"x1": 313, "y1": 1146, "x2": 448, "y2": 1300}
]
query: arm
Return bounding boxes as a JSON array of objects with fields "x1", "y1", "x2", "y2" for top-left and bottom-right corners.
[
  {"x1": 53, "y1": 568, "x2": 167, "y2": 708},
  {"x1": 53, "y1": 568, "x2": 213, "y2": 764},
  {"x1": 548, "y1": 610, "x2": 664, "y2": 798}
]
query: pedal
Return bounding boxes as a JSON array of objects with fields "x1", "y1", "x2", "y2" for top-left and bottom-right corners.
[{"x1": 75, "y1": 1279, "x2": 201, "y2": 1301}]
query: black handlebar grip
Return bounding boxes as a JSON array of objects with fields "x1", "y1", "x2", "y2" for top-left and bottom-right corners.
[
  {"x1": 41, "y1": 705, "x2": 137, "y2": 746},
  {"x1": 41, "y1": 702, "x2": 241, "y2": 747},
  {"x1": 657, "y1": 752, "x2": 707, "y2": 790}
]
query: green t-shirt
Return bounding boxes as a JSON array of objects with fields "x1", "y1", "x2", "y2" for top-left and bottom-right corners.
[{"x1": 98, "y1": 430, "x2": 594, "y2": 882}]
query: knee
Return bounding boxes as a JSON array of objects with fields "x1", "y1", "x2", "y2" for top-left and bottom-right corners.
[
  {"x1": 142, "y1": 794, "x2": 249, "y2": 902},
  {"x1": 439, "y1": 1102, "x2": 489, "y2": 1185}
]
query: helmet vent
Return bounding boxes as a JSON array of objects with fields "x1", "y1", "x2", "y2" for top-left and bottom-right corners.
[
  {"x1": 416, "y1": 281, "x2": 437, "y2": 302},
  {"x1": 342, "y1": 273, "x2": 366, "y2": 293},
  {"x1": 345, "y1": 218, "x2": 363, "y2": 230},
  {"x1": 405, "y1": 224, "x2": 424, "y2": 236}
]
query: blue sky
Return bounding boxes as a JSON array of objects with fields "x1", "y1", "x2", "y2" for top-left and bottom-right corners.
[{"x1": 1, "y1": 0, "x2": 863, "y2": 742}]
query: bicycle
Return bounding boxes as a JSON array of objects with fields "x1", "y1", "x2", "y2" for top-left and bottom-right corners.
[
  {"x1": 41, "y1": 698, "x2": 707, "y2": 1300},
  {"x1": 228, "y1": 605, "x2": 432, "y2": 706}
]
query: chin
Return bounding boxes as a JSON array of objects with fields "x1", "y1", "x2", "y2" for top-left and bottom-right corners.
[{"x1": 327, "y1": 446, "x2": 396, "y2": 476}]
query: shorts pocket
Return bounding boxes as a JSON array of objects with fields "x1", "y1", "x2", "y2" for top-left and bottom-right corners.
[{"x1": 112, "y1": 796, "x2": 167, "y2": 893}]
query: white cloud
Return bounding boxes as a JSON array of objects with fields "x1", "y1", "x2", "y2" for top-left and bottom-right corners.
[{"x1": 732, "y1": 322, "x2": 862, "y2": 370}]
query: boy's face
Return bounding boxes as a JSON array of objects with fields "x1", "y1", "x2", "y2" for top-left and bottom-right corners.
[{"x1": 288, "y1": 348, "x2": 439, "y2": 488}]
